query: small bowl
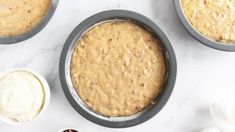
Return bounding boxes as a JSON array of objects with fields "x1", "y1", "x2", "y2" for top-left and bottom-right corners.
[
  {"x1": 59, "y1": 10, "x2": 177, "y2": 128},
  {"x1": 0, "y1": 68, "x2": 50, "y2": 125},
  {"x1": 58, "y1": 128, "x2": 79, "y2": 132},
  {"x1": 0, "y1": 0, "x2": 59, "y2": 44},
  {"x1": 174, "y1": 0, "x2": 235, "y2": 51}
]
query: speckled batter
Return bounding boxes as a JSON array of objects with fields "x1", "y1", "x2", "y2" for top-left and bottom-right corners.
[
  {"x1": 181, "y1": 0, "x2": 235, "y2": 43},
  {"x1": 71, "y1": 21, "x2": 166, "y2": 117},
  {"x1": 0, "y1": 0, "x2": 51, "y2": 36}
]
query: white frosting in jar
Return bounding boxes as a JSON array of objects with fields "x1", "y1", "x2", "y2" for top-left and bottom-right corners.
[{"x1": 0, "y1": 71, "x2": 45, "y2": 122}]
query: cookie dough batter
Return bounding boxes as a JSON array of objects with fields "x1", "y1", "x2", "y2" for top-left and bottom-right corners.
[
  {"x1": 0, "y1": 0, "x2": 51, "y2": 36},
  {"x1": 181, "y1": 0, "x2": 235, "y2": 43},
  {"x1": 71, "y1": 21, "x2": 166, "y2": 116}
]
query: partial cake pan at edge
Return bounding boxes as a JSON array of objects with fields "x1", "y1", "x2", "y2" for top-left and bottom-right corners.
[
  {"x1": 174, "y1": 0, "x2": 235, "y2": 51},
  {"x1": 0, "y1": 0, "x2": 59, "y2": 44}
]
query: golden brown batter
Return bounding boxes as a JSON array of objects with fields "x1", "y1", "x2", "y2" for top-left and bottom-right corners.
[
  {"x1": 181, "y1": 0, "x2": 235, "y2": 43},
  {"x1": 71, "y1": 21, "x2": 166, "y2": 117},
  {"x1": 0, "y1": 0, "x2": 51, "y2": 36}
]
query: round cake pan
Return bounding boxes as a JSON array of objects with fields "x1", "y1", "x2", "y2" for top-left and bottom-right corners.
[
  {"x1": 0, "y1": 0, "x2": 59, "y2": 44},
  {"x1": 174, "y1": 0, "x2": 235, "y2": 52},
  {"x1": 59, "y1": 10, "x2": 177, "y2": 128}
]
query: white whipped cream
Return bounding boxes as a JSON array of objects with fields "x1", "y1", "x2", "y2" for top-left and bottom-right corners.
[{"x1": 0, "y1": 71, "x2": 45, "y2": 122}]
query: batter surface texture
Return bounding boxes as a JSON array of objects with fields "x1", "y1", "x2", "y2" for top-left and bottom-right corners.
[
  {"x1": 181, "y1": 0, "x2": 235, "y2": 43},
  {"x1": 71, "y1": 21, "x2": 166, "y2": 116},
  {"x1": 0, "y1": 0, "x2": 51, "y2": 36}
]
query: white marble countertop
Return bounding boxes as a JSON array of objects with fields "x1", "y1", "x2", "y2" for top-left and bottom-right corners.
[{"x1": 1, "y1": 0, "x2": 235, "y2": 131}]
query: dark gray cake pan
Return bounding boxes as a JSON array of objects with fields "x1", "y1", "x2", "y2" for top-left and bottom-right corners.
[
  {"x1": 174, "y1": 0, "x2": 235, "y2": 51},
  {"x1": 0, "y1": 0, "x2": 59, "y2": 44},
  {"x1": 59, "y1": 10, "x2": 177, "y2": 128}
]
